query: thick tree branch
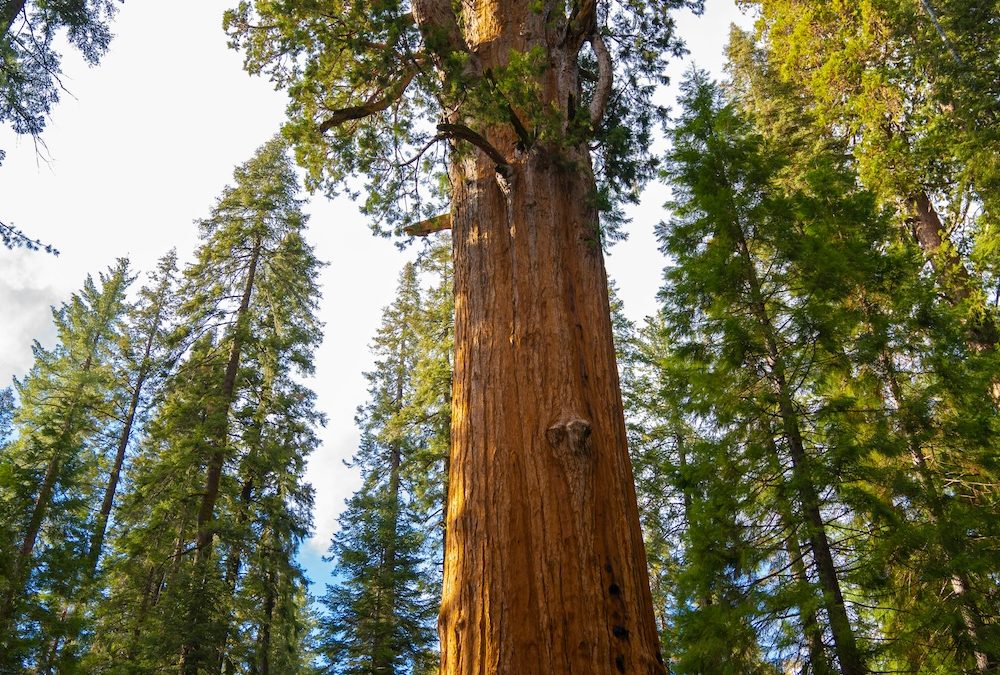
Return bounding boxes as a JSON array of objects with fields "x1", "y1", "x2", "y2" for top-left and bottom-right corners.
[
  {"x1": 404, "y1": 213, "x2": 451, "y2": 237},
  {"x1": 589, "y1": 31, "x2": 612, "y2": 129},
  {"x1": 566, "y1": 0, "x2": 598, "y2": 47},
  {"x1": 411, "y1": 0, "x2": 470, "y2": 66},
  {"x1": 318, "y1": 68, "x2": 416, "y2": 133},
  {"x1": 437, "y1": 123, "x2": 510, "y2": 174}
]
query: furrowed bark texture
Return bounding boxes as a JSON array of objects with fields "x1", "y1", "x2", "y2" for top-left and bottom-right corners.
[{"x1": 443, "y1": 146, "x2": 663, "y2": 674}]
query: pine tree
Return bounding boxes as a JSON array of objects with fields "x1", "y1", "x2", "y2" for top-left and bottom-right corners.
[
  {"x1": 727, "y1": 32, "x2": 1000, "y2": 670},
  {"x1": 87, "y1": 138, "x2": 323, "y2": 673},
  {"x1": 0, "y1": 259, "x2": 132, "y2": 670},
  {"x1": 321, "y1": 263, "x2": 437, "y2": 674},
  {"x1": 88, "y1": 250, "x2": 180, "y2": 575},
  {"x1": 655, "y1": 70, "x2": 905, "y2": 673}
]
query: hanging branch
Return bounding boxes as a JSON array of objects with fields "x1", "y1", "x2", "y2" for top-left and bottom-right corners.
[{"x1": 0, "y1": 220, "x2": 59, "y2": 255}]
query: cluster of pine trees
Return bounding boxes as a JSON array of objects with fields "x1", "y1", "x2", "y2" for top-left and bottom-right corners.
[{"x1": 0, "y1": 139, "x2": 325, "y2": 673}]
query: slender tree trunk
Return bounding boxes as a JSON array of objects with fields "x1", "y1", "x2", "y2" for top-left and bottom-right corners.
[
  {"x1": 677, "y1": 436, "x2": 711, "y2": 610},
  {"x1": 220, "y1": 475, "x2": 254, "y2": 675},
  {"x1": 256, "y1": 570, "x2": 275, "y2": 675},
  {"x1": 194, "y1": 234, "x2": 261, "y2": 562},
  {"x1": 732, "y1": 226, "x2": 865, "y2": 675},
  {"x1": 441, "y1": 130, "x2": 663, "y2": 674},
  {"x1": 907, "y1": 191, "x2": 998, "y2": 351},
  {"x1": 127, "y1": 564, "x2": 159, "y2": 661},
  {"x1": 764, "y1": 435, "x2": 831, "y2": 675},
  {"x1": 879, "y1": 352, "x2": 994, "y2": 671},
  {"x1": 181, "y1": 235, "x2": 262, "y2": 675},
  {"x1": 88, "y1": 348, "x2": 155, "y2": 571},
  {"x1": 1, "y1": 0, "x2": 26, "y2": 36}
]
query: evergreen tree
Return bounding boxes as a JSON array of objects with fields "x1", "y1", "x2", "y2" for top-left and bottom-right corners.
[
  {"x1": 0, "y1": 259, "x2": 132, "y2": 670},
  {"x1": 744, "y1": 0, "x2": 999, "y2": 352},
  {"x1": 654, "y1": 70, "x2": 897, "y2": 673},
  {"x1": 727, "y1": 33, "x2": 1000, "y2": 670},
  {"x1": 88, "y1": 250, "x2": 180, "y2": 575},
  {"x1": 321, "y1": 263, "x2": 438, "y2": 675},
  {"x1": 227, "y1": 1, "x2": 703, "y2": 667},
  {"x1": 87, "y1": 138, "x2": 323, "y2": 673}
]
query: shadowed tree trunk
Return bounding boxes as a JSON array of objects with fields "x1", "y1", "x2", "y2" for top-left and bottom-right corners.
[
  {"x1": 181, "y1": 234, "x2": 262, "y2": 674},
  {"x1": 1, "y1": 0, "x2": 25, "y2": 35},
  {"x1": 732, "y1": 222, "x2": 865, "y2": 675}
]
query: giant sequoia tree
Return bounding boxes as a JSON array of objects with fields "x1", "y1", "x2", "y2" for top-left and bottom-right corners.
[{"x1": 227, "y1": 1, "x2": 700, "y2": 671}]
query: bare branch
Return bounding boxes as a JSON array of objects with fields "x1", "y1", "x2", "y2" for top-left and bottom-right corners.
[
  {"x1": 318, "y1": 68, "x2": 416, "y2": 133},
  {"x1": 404, "y1": 213, "x2": 451, "y2": 237},
  {"x1": 589, "y1": 30, "x2": 612, "y2": 129}
]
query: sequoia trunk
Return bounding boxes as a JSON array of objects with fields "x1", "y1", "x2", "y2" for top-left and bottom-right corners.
[{"x1": 440, "y1": 146, "x2": 663, "y2": 672}]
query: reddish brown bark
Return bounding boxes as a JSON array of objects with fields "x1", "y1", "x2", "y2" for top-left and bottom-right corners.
[
  {"x1": 430, "y1": 3, "x2": 663, "y2": 671},
  {"x1": 441, "y1": 145, "x2": 662, "y2": 673},
  {"x1": 908, "y1": 191, "x2": 998, "y2": 351}
]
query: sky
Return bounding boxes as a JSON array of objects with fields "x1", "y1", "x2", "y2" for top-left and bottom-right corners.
[{"x1": 0, "y1": 1, "x2": 754, "y2": 590}]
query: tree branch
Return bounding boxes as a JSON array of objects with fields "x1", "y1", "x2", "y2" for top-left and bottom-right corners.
[
  {"x1": 589, "y1": 30, "x2": 612, "y2": 129},
  {"x1": 404, "y1": 213, "x2": 451, "y2": 237},
  {"x1": 318, "y1": 68, "x2": 416, "y2": 133},
  {"x1": 436, "y1": 123, "x2": 510, "y2": 174},
  {"x1": 566, "y1": 0, "x2": 598, "y2": 48}
]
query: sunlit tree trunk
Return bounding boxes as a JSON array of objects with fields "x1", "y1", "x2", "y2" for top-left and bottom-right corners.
[{"x1": 440, "y1": 6, "x2": 663, "y2": 661}]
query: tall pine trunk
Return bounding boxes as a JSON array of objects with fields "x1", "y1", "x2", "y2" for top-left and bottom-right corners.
[
  {"x1": 195, "y1": 233, "x2": 261, "y2": 562},
  {"x1": 732, "y1": 225, "x2": 865, "y2": 675},
  {"x1": 1, "y1": 0, "x2": 25, "y2": 35},
  {"x1": 907, "y1": 191, "x2": 998, "y2": 352},
  {"x1": 441, "y1": 144, "x2": 663, "y2": 672},
  {"x1": 765, "y1": 434, "x2": 831, "y2": 675},
  {"x1": 181, "y1": 234, "x2": 262, "y2": 674},
  {"x1": 88, "y1": 301, "x2": 163, "y2": 573}
]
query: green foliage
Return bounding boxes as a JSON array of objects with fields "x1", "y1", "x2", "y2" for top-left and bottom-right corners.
[
  {"x1": 320, "y1": 249, "x2": 452, "y2": 674},
  {"x1": 224, "y1": 0, "x2": 701, "y2": 238},
  {"x1": 1, "y1": 0, "x2": 121, "y2": 163},
  {"x1": 0, "y1": 259, "x2": 132, "y2": 671},
  {"x1": 84, "y1": 139, "x2": 324, "y2": 673}
]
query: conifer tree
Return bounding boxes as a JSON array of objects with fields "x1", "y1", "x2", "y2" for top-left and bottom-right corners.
[
  {"x1": 726, "y1": 33, "x2": 1000, "y2": 670},
  {"x1": 226, "y1": 2, "x2": 704, "y2": 667},
  {"x1": 743, "y1": 0, "x2": 999, "y2": 353},
  {"x1": 87, "y1": 138, "x2": 323, "y2": 673},
  {"x1": 321, "y1": 263, "x2": 437, "y2": 674},
  {"x1": 88, "y1": 250, "x2": 180, "y2": 575},
  {"x1": 656, "y1": 70, "x2": 891, "y2": 673},
  {"x1": 0, "y1": 259, "x2": 131, "y2": 670}
]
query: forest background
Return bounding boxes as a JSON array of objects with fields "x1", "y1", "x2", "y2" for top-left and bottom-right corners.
[{"x1": 0, "y1": 0, "x2": 751, "y2": 587}]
